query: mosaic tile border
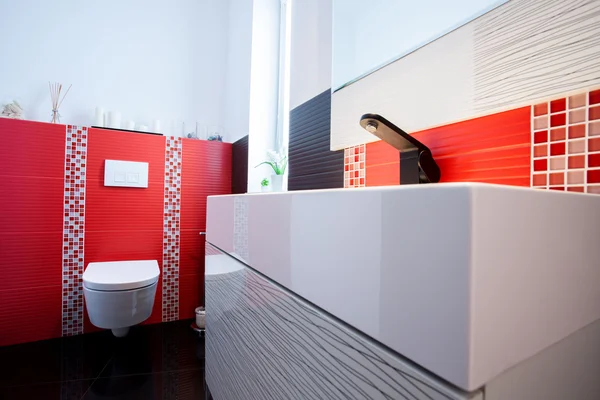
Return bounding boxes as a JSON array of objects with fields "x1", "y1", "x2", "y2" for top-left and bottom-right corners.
[
  {"x1": 162, "y1": 136, "x2": 182, "y2": 322},
  {"x1": 344, "y1": 144, "x2": 366, "y2": 188},
  {"x1": 62, "y1": 125, "x2": 88, "y2": 336},
  {"x1": 531, "y1": 88, "x2": 600, "y2": 194},
  {"x1": 233, "y1": 197, "x2": 249, "y2": 261}
]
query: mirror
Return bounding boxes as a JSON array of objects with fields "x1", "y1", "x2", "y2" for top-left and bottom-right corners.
[{"x1": 332, "y1": 0, "x2": 508, "y2": 91}]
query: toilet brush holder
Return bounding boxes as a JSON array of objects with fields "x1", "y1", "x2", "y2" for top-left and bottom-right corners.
[{"x1": 195, "y1": 306, "x2": 205, "y2": 329}]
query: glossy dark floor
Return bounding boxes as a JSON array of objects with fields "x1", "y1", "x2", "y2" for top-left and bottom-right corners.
[{"x1": 0, "y1": 320, "x2": 206, "y2": 399}]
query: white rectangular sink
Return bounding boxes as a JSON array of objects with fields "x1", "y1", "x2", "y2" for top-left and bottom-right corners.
[{"x1": 206, "y1": 183, "x2": 600, "y2": 392}]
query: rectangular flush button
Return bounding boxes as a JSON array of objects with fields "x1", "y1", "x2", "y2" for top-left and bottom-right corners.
[
  {"x1": 104, "y1": 160, "x2": 149, "y2": 188},
  {"x1": 114, "y1": 172, "x2": 126, "y2": 183},
  {"x1": 127, "y1": 173, "x2": 140, "y2": 183}
]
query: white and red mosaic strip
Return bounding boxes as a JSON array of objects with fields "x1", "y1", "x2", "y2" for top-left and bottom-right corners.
[
  {"x1": 344, "y1": 144, "x2": 366, "y2": 188},
  {"x1": 162, "y1": 136, "x2": 182, "y2": 322},
  {"x1": 233, "y1": 197, "x2": 249, "y2": 261},
  {"x1": 62, "y1": 125, "x2": 87, "y2": 336},
  {"x1": 531, "y1": 89, "x2": 600, "y2": 194}
]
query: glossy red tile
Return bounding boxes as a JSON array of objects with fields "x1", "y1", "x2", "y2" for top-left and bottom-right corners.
[
  {"x1": 588, "y1": 169, "x2": 600, "y2": 184},
  {"x1": 0, "y1": 232, "x2": 62, "y2": 290},
  {"x1": 549, "y1": 186, "x2": 565, "y2": 191},
  {"x1": 85, "y1": 179, "x2": 164, "y2": 232},
  {"x1": 590, "y1": 89, "x2": 600, "y2": 105},
  {"x1": 179, "y1": 274, "x2": 203, "y2": 320},
  {"x1": 550, "y1": 98, "x2": 566, "y2": 113},
  {"x1": 0, "y1": 119, "x2": 66, "y2": 179},
  {"x1": 550, "y1": 113, "x2": 566, "y2": 127},
  {"x1": 534, "y1": 130, "x2": 548, "y2": 144},
  {"x1": 534, "y1": 103, "x2": 548, "y2": 116},
  {"x1": 87, "y1": 128, "x2": 165, "y2": 183},
  {"x1": 533, "y1": 145, "x2": 547, "y2": 157},
  {"x1": 590, "y1": 138, "x2": 600, "y2": 152},
  {"x1": 364, "y1": 108, "x2": 531, "y2": 187},
  {"x1": 416, "y1": 111, "x2": 530, "y2": 158},
  {"x1": 550, "y1": 142, "x2": 566, "y2": 156},
  {"x1": 549, "y1": 156, "x2": 565, "y2": 170},
  {"x1": 532, "y1": 174, "x2": 546, "y2": 186},
  {"x1": 441, "y1": 167, "x2": 531, "y2": 186},
  {"x1": 569, "y1": 94, "x2": 586, "y2": 109},
  {"x1": 550, "y1": 128, "x2": 566, "y2": 142},
  {"x1": 569, "y1": 140, "x2": 586, "y2": 154},
  {"x1": 365, "y1": 163, "x2": 399, "y2": 187},
  {"x1": 180, "y1": 229, "x2": 206, "y2": 276},
  {"x1": 568, "y1": 124, "x2": 586, "y2": 139},
  {"x1": 180, "y1": 186, "x2": 208, "y2": 230},
  {"x1": 365, "y1": 141, "x2": 399, "y2": 167},
  {"x1": 0, "y1": 177, "x2": 63, "y2": 233},
  {"x1": 567, "y1": 170, "x2": 584, "y2": 185},
  {"x1": 569, "y1": 109, "x2": 586, "y2": 124},
  {"x1": 0, "y1": 285, "x2": 62, "y2": 346},
  {"x1": 569, "y1": 155, "x2": 585, "y2": 169},
  {"x1": 534, "y1": 116, "x2": 549, "y2": 131},
  {"x1": 182, "y1": 140, "x2": 232, "y2": 188},
  {"x1": 589, "y1": 153, "x2": 600, "y2": 168},
  {"x1": 534, "y1": 159, "x2": 547, "y2": 172},
  {"x1": 549, "y1": 173, "x2": 564, "y2": 185},
  {"x1": 84, "y1": 230, "x2": 163, "y2": 265},
  {"x1": 590, "y1": 106, "x2": 600, "y2": 121}
]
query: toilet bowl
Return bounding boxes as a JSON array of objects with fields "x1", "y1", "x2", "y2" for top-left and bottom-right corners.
[{"x1": 83, "y1": 260, "x2": 160, "y2": 337}]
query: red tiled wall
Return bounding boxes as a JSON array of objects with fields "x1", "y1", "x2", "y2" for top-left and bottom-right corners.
[
  {"x1": 0, "y1": 120, "x2": 232, "y2": 346},
  {"x1": 180, "y1": 140, "x2": 232, "y2": 319},
  {"x1": 83, "y1": 128, "x2": 166, "y2": 331},
  {"x1": 365, "y1": 107, "x2": 531, "y2": 187},
  {"x1": 0, "y1": 119, "x2": 66, "y2": 346}
]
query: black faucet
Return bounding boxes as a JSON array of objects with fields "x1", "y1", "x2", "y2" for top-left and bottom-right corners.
[{"x1": 360, "y1": 114, "x2": 440, "y2": 184}]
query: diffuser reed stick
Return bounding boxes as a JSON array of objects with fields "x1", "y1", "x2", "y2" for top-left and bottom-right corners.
[{"x1": 49, "y1": 82, "x2": 72, "y2": 123}]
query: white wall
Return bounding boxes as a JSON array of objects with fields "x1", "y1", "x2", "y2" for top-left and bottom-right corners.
[
  {"x1": 332, "y1": 0, "x2": 507, "y2": 90},
  {"x1": 0, "y1": 0, "x2": 229, "y2": 137},
  {"x1": 223, "y1": 0, "x2": 254, "y2": 143},
  {"x1": 247, "y1": 0, "x2": 281, "y2": 192},
  {"x1": 289, "y1": 0, "x2": 332, "y2": 110}
]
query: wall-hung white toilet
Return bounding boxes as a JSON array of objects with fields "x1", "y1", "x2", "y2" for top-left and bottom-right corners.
[{"x1": 83, "y1": 260, "x2": 160, "y2": 337}]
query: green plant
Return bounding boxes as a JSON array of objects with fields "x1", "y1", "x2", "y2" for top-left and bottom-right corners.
[
  {"x1": 261, "y1": 178, "x2": 269, "y2": 187},
  {"x1": 255, "y1": 149, "x2": 288, "y2": 175}
]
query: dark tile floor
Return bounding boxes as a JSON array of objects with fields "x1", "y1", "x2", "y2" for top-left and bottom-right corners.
[{"x1": 0, "y1": 320, "x2": 207, "y2": 399}]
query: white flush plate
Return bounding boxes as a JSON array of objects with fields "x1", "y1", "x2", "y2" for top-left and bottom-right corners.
[{"x1": 104, "y1": 160, "x2": 148, "y2": 188}]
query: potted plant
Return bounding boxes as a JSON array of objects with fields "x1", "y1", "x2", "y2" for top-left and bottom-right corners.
[
  {"x1": 255, "y1": 149, "x2": 287, "y2": 192},
  {"x1": 261, "y1": 178, "x2": 270, "y2": 192}
]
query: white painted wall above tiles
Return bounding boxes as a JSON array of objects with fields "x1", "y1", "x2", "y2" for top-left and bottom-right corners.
[
  {"x1": 0, "y1": 0, "x2": 230, "y2": 138},
  {"x1": 223, "y1": 0, "x2": 254, "y2": 143}
]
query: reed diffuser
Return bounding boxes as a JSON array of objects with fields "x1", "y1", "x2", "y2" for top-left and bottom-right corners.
[{"x1": 49, "y1": 82, "x2": 72, "y2": 123}]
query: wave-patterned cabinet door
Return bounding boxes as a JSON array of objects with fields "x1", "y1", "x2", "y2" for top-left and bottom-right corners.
[{"x1": 204, "y1": 243, "x2": 481, "y2": 400}]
